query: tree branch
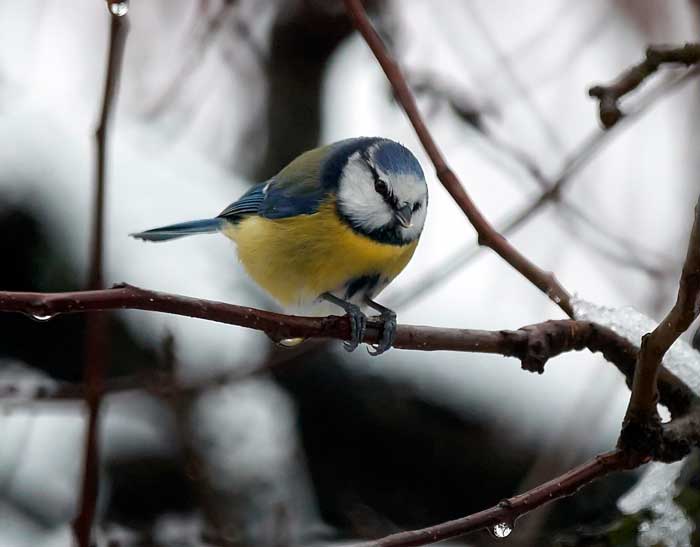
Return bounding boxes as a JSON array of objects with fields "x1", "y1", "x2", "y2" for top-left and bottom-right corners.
[
  {"x1": 73, "y1": 3, "x2": 129, "y2": 546},
  {"x1": 342, "y1": 0, "x2": 573, "y2": 316},
  {"x1": 347, "y1": 422, "x2": 694, "y2": 547},
  {"x1": 343, "y1": 422, "x2": 696, "y2": 546},
  {"x1": 349, "y1": 450, "x2": 634, "y2": 547},
  {"x1": 589, "y1": 43, "x2": 700, "y2": 128},
  {"x1": 621, "y1": 196, "x2": 700, "y2": 453},
  {"x1": 0, "y1": 285, "x2": 696, "y2": 416}
]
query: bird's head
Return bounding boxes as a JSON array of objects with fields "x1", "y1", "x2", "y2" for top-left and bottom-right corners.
[{"x1": 326, "y1": 138, "x2": 428, "y2": 245}]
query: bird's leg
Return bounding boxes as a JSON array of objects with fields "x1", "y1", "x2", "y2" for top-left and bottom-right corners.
[
  {"x1": 321, "y1": 293, "x2": 367, "y2": 352},
  {"x1": 364, "y1": 298, "x2": 397, "y2": 356}
]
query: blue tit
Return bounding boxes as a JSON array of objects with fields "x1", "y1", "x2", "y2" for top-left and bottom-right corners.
[{"x1": 131, "y1": 137, "x2": 428, "y2": 354}]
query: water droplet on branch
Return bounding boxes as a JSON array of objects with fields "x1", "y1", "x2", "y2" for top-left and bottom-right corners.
[
  {"x1": 30, "y1": 313, "x2": 55, "y2": 322},
  {"x1": 277, "y1": 337, "x2": 306, "y2": 348},
  {"x1": 108, "y1": 0, "x2": 129, "y2": 16},
  {"x1": 490, "y1": 522, "x2": 512, "y2": 538}
]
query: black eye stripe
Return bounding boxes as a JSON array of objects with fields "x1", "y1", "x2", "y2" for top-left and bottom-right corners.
[
  {"x1": 361, "y1": 149, "x2": 396, "y2": 205},
  {"x1": 361, "y1": 150, "x2": 381, "y2": 186}
]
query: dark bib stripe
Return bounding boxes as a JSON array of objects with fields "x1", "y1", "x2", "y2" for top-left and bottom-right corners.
[{"x1": 344, "y1": 274, "x2": 381, "y2": 300}]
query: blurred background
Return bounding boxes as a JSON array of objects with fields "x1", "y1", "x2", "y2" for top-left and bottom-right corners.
[{"x1": 0, "y1": 1, "x2": 699, "y2": 546}]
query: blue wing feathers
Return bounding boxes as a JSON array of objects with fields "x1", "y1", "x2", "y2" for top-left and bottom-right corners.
[
  {"x1": 217, "y1": 182, "x2": 267, "y2": 220},
  {"x1": 218, "y1": 177, "x2": 326, "y2": 222},
  {"x1": 218, "y1": 139, "x2": 383, "y2": 223},
  {"x1": 258, "y1": 183, "x2": 325, "y2": 219}
]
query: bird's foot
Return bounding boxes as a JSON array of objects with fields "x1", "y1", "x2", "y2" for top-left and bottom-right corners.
[
  {"x1": 367, "y1": 308, "x2": 397, "y2": 356},
  {"x1": 342, "y1": 303, "x2": 367, "y2": 352},
  {"x1": 320, "y1": 293, "x2": 368, "y2": 352}
]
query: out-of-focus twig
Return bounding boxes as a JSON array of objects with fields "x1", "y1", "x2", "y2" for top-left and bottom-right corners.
[
  {"x1": 589, "y1": 43, "x2": 700, "y2": 128},
  {"x1": 73, "y1": 3, "x2": 129, "y2": 547},
  {"x1": 343, "y1": 0, "x2": 573, "y2": 316},
  {"x1": 464, "y1": 1, "x2": 566, "y2": 154},
  {"x1": 159, "y1": 333, "x2": 240, "y2": 547},
  {"x1": 621, "y1": 196, "x2": 700, "y2": 454},
  {"x1": 143, "y1": 1, "x2": 236, "y2": 118},
  {"x1": 557, "y1": 201, "x2": 672, "y2": 280}
]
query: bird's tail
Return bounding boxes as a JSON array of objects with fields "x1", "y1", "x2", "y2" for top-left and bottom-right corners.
[{"x1": 130, "y1": 218, "x2": 224, "y2": 242}]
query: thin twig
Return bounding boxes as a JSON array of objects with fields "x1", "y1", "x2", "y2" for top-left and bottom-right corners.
[
  {"x1": 73, "y1": 4, "x2": 129, "y2": 547},
  {"x1": 621, "y1": 196, "x2": 700, "y2": 453},
  {"x1": 343, "y1": 0, "x2": 573, "y2": 316},
  {"x1": 589, "y1": 42, "x2": 700, "y2": 128}
]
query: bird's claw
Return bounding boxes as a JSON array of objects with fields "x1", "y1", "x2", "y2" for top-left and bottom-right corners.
[
  {"x1": 366, "y1": 310, "x2": 397, "y2": 356},
  {"x1": 343, "y1": 304, "x2": 367, "y2": 352}
]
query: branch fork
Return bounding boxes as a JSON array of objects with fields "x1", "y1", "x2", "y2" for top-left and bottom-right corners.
[{"x1": 589, "y1": 42, "x2": 700, "y2": 128}]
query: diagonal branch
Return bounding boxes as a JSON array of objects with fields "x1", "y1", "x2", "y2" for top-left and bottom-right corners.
[
  {"x1": 621, "y1": 196, "x2": 700, "y2": 453},
  {"x1": 391, "y1": 66, "x2": 700, "y2": 311},
  {"x1": 347, "y1": 427, "x2": 693, "y2": 546},
  {"x1": 589, "y1": 43, "x2": 700, "y2": 128},
  {"x1": 348, "y1": 450, "x2": 634, "y2": 547},
  {"x1": 342, "y1": 0, "x2": 573, "y2": 316},
  {"x1": 347, "y1": 419, "x2": 695, "y2": 547}
]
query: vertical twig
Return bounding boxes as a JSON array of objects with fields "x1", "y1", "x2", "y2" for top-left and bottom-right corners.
[
  {"x1": 621, "y1": 196, "x2": 700, "y2": 453},
  {"x1": 160, "y1": 333, "x2": 241, "y2": 546},
  {"x1": 72, "y1": 3, "x2": 129, "y2": 546}
]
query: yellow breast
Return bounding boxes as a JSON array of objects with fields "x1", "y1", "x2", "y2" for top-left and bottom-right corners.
[{"x1": 222, "y1": 201, "x2": 419, "y2": 306}]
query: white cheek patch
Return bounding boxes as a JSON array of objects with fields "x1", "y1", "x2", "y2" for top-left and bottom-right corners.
[
  {"x1": 337, "y1": 151, "x2": 429, "y2": 241},
  {"x1": 337, "y1": 155, "x2": 393, "y2": 231}
]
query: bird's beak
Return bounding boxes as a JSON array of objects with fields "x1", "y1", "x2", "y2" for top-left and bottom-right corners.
[{"x1": 395, "y1": 204, "x2": 413, "y2": 228}]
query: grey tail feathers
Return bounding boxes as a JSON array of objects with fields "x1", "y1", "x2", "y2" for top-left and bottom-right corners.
[{"x1": 130, "y1": 218, "x2": 224, "y2": 242}]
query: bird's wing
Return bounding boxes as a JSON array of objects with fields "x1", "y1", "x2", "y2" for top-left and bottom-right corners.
[
  {"x1": 218, "y1": 145, "x2": 331, "y2": 222},
  {"x1": 217, "y1": 182, "x2": 268, "y2": 220}
]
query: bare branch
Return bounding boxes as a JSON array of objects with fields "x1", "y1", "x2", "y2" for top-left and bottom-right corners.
[
  {"x1": 348, "y1": 450, "x2": 634, "y2": 547},
  {"x1": 346, "y1": 426, "x2": 690, "y2": 547},
  {"x1": 621, "y1": 197, "x2": 700, "y2": 453},
  {"x1": 342, "y1": 0, "x2": 573, "y2": 316},
  {"x1": 0, "y1": 286, "x2": 601, "y2": 353},
  {"x1": 0, "y1": 285, "x2": 696, "y2": 416},
  {"x1": 589, "y1": 43, "x2": 700, "y2": 128}
]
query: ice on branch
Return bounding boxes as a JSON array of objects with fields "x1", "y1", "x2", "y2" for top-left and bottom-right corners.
[
  {"x1": 573, "y1": 297, "x2": 697, "y2": 547},
  {"x1": 572, "y1": 297, "x2": 700, "y2": 393}
]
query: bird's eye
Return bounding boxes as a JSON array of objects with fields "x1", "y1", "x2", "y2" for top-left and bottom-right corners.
[
  {"x1": 412, "y1": 202, "x2": 421, "y2": 212},
  {"x1": 374, "y1": 179, "x2": 388, "y2": 196}
]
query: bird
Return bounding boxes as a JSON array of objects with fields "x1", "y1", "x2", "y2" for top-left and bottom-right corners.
[{"x1": 131, "y1": 137, "x2": 428, "y2": 355}]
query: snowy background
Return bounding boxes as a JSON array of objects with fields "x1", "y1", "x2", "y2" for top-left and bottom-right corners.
[{"x1": 0, "y1": 0, "x2": 699, "y2": 546}]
